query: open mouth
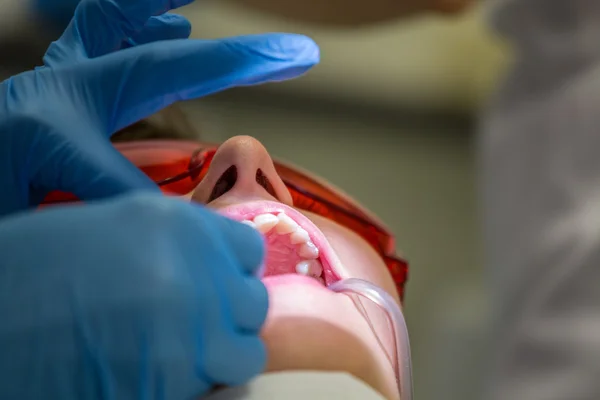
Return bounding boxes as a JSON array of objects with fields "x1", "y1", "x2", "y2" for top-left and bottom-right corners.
[{"x1": 218, "y1": 201, "x2": 342, "y2": 286}]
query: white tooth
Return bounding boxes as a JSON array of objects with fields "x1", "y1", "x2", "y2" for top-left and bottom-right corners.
[
  {"x1": 253, "y1": 213, "x2": 279, "y2": 233},
  {"x1": 295, "y1": 259, "x2": 323, "y2": 277},
  {"x1": 241, "y1": 220, "x2": 256, "y2": 229},
  {"x1": 275, "y1": 213, "x2": 299, "y2": 234},
  {"x1": 295, "y1": 261, "x2": 310, "y2": 275},
  {"x1": 298, "y1": 241, "x2": 319, "y2": 259},
  {"x1": 290, "y1": 228, "x2": 310, "y2": 244}
]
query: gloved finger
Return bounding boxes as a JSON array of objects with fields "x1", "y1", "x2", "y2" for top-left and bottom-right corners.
[
  {"x1": 182, "y1": 208, "x2": 267, "y2": 331},
  {"x1": 44, "y1": 0, "x2": 194, "y2": 64},
  {"x1": 213, "y1": 216, "x2": 266, "y2": 275},
  {"x1": 203, "y1": 333, "x2": 266, "y2": 386},
  {"x1": 210, "y1": 221, "x2": 268, "y2": 332},
  {"x1": 88, "y1": 33, "x2": 320, "y2": 133},
  {"x1": 30, "y1": 134, "x2": 159, "y2": 202},
  {"x1": 225, "y1": 276, "x2": 268, "y2": 333},
  {"x1": 123, "y1": 14, "x2": 192, "y2": 48},
  {"x1": 171, "y1": 206, "x2": 267, "y2": 379}
]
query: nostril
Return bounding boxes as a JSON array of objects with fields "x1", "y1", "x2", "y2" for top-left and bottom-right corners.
[
  {"x1": 256, "y1": 169, "x2": 277, "y2": 199},
  {"x1": 209, "y1": 165, "x2": 237, "y2": 202}
]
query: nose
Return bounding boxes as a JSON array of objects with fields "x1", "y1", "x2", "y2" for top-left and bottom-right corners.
[{"x1": 191, "y1": 136, "x2": 293, "y2": 206}]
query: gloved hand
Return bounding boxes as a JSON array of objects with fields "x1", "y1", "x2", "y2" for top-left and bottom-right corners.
[
  {"x1": 0, "y1": 0, "x2": 319, "y2": 218},
  {"x1": 0, "y1": 193, "x2": 267, "y2": 399}
]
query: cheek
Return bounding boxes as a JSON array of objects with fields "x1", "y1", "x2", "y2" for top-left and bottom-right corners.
[{"x1": 321, "y1": 224, "x2": 400, "y2": 304}]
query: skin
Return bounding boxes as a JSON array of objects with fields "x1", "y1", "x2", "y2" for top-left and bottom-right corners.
[
  {"x1": 185, "y1": 136, "x2": 402, "y2": 399},
  {"x1": 225, "y1": 0, "x2": 474, "y2": 27}
]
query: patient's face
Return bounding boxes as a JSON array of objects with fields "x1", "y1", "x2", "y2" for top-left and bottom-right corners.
[{"x1": 184, "y1": 136, "x2": 401, "y2": 399}]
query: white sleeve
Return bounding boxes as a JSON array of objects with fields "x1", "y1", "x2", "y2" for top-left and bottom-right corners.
[
  {"x1": 203, "y1": 371, "x2": 386, "y2": 400},
  {"x1": 481, "y1": 1, "x2": 600, "y2": 399}
]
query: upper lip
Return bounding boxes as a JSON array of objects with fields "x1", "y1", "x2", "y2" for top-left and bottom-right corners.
[{"x1": 216, "y1": 200, "x2": 343, "y2": 285}]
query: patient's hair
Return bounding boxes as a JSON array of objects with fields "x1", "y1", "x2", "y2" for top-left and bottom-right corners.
[{"x1": 111, "y1": 104, "x2": 199, "y2": 143}]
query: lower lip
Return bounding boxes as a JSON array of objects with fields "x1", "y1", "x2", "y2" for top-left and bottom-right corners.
[{"x1": 262, "y1": 274, "x2": 328, "y2": 290}]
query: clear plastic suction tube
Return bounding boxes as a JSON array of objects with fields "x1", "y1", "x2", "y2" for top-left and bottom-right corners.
[{"x1": 328, "y1": 278, "x2": 413, "y2": 400}]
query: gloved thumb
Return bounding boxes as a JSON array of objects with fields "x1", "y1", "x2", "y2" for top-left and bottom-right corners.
[{"x1": 29, "y1": 133, "x2": 159, "y2": 204}]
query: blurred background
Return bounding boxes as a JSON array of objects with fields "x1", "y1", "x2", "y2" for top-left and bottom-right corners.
[{"x1": 1, "y1": 2, "x2": 511, "y2": 399}]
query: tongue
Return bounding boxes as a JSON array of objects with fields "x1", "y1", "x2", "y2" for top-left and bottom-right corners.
[{"x1": 263, "y1": 232, "x2": 305, "y2": 277}]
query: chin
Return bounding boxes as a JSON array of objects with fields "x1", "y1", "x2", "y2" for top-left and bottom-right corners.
[{"x1": 260, "y1": 274, "x2": 400, "y2": 400}]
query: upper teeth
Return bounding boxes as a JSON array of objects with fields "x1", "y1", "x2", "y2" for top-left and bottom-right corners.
[
  {"x1": 242, "y1": 211, "x2": 322, "y2": 277},
  {"x1": 290, "y1": 228, "x2": 310, "y2": 244},
  {"x1": 298, "y1": 241, "x2": 319, "y2": 259},
  {"x1": 295, "y1": 259, "x2": 323, "y2": 277},
  {"x1": 253, "y1": 213, "x2": 279, "y2": 233},
  {"x1": 275, "y1": 213, "x2": 298, "y2": 234}
]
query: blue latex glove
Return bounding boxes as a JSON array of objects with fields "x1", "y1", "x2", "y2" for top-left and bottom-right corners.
[
  {"x1": 0, "y1": 0, "x2": 319, "y2": 218},
  {"x1": 0, "y1": 193, "x2": 267, "y2": 398}
]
